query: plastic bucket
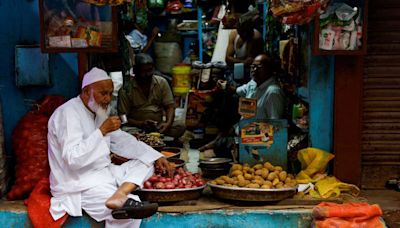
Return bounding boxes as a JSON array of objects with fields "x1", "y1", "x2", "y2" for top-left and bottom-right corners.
[{"x1": 172, "y1": 64, "x2": 191, "y2": 95}]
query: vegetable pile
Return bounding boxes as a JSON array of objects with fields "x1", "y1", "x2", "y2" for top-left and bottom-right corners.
[
  {"x1": 209, "y1": 162, "x2": 297, "y2": 189},
  {"x1": 143, "y1": 167, "x2": 205, "y2": 190}
]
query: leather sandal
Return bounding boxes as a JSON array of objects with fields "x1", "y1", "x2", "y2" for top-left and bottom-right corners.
[{"x1": 111, "y1": 198, "x2": 158, "y2": 219}]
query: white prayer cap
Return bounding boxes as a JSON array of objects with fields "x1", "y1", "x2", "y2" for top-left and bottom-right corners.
[{"x1": 81, "y1": 67, "x2": 111, "y2": 89}]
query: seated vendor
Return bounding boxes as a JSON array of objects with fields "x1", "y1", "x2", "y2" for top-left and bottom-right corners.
[
  {"x1": 200, "y1": 54, "x2": 286, "y2": 158},
  {"x1": 118, "y1": 53, "x2": 185, "y2": 138}
]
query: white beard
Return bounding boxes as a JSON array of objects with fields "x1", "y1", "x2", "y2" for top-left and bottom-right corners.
[{"x1": 88, "y1": 90, "x2": 111, "y2": 128}]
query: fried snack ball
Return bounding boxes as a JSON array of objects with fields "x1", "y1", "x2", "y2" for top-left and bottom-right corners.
[
  {"x1": 237, "y1": 175, "x2": 245, "y2": 181},
  {"x1": 251, "y1": 179, "x2": 264, "y2": 186},
  {"x1": 275, "y1": 183, "x2": 284, "y2": 189},
  {"x1": 274, "y1": 166, "x2": 283, "y2": 171},
  {"x1": 238, "y1": 180, "x2": 247, "y2": 187}
]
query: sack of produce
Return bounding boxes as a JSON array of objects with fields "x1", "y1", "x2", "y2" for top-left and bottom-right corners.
[
  {"x1": 154, "y1": 42, "x2": 182, "y2": 74},
  {"x1": 7, "y1": 96, "x2": 65, "y2": 200}
]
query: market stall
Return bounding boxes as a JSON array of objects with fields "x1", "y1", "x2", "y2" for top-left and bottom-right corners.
[{"x1": 1, "y1": 0, "x2": 390, "y2": 227}]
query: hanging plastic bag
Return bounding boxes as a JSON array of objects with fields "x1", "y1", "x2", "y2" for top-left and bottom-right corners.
[{"x1": 296, "y1": 147, "x2": 334, "y2": 184}]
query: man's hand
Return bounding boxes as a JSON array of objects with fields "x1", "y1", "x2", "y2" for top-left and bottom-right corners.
[
  {"x1": 155, "y1": 157, "x2": 174, "y2": 178},
  {"x1": 158, "y1": 122, "x2": 171, "y2": 134},
  {"x1": 99, "y1": 116, "x2": 121, "y2": 135}
]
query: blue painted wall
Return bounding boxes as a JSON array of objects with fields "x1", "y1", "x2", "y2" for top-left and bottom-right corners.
[{"x1": 0, "y1": 1, "x2": 79, "y2": 160}]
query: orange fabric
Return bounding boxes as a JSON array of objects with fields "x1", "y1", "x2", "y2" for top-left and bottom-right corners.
[
  {"x1": 24, "y1": 178, "x2": 68, "y2": 228},
  {"x1": 313, "y1": 202, "x2": 385, "y2": 228},
  {"x1": 314, "y1": 216, "x2": 385, "y2": 228}
]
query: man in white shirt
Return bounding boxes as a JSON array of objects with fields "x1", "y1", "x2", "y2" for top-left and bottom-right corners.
[
  {"x1": 236, "y1": 53, "x2": 286, "y2": 120},
  {"x1": 47, "y1": 67, "x2": 173, "y2": 228}
]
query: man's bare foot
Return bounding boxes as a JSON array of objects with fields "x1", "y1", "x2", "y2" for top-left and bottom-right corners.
[{"x1": 105, "y1": 191, "x2": 128, "y2": 209}]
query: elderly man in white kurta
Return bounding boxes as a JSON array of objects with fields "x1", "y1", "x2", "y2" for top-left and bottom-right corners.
[{"x1": 47, "y1": 67, "x2": 173, "y2": 228}]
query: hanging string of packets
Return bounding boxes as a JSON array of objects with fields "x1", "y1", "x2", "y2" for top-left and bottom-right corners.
[{"x1": 83, "y1": 0, "x2": 125, "y2": 6}]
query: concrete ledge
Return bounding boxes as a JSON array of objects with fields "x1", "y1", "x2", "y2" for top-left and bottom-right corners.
[{"x1": 0, "y1": 200, "x2": 313, "y2": 228}]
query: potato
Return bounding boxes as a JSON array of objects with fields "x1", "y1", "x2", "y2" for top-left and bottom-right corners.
[
  {"x1": 272, "y1": 178, "x2": 280, "y2": 186},
  {"x1": 242, "y1": 166, "x2": 250, "y2": 173},
  {"x1": 252, "y1": 179, "x2": 264, "y2": 186},
  {"x1": 246, "y1": 183, "x2": 260, "y2": 188},
  {"x1": 231, "y1": 164, "x2": 243, "y2": 171},
  {"x1": 264, "y1": 162, "x2": 274, "y2": 171},
  {"x1": 209, "y1": 180, "x2": 217, "y2": 185},
  {"x1": 253, "y1": 164, "x2": 263, "y2": 170},
  {"x1": 244, "y1": 173, "x2": 253, "y2": 180},
  {"x1": 267, "y1": 172, "x2": 277, "y2": 181},
  {"x1": 221, "y1": 175, "x2": 230, "y2": 181},
  {"x1": 263, "y1": 180, "x2": 272, "y2": 186},
  {"x1": 261, "y1": 168, "x2": 269, "y2": 179},
  {"x1": 248, "y1": 168, "x2": 255, "y2": 174},
  {"x1": 254, "y1": 169, "x2": 263, "y2": 176},
  {"x1": 223, "y1": 183, "x2": 233, "y2": 187},
  {"x1": 274, "y1": 166, "x2": 283, "y2": 171},
  {"x1": 230, "y1": 170, "x2": 243, "y2": 177},
  {"x1": 254, "y1": 175, "x2": 264, "y2": 181},
  {"x1": 244, "y1": 180, "x2": 251, "y2": 185},
  {"x1": 279, "y1": 171, "x2": 287, "y2": 181},
  {"x1": 261, "y1": 184, "x2": 272, "y2": 189},
  {"x1": 275, "y1": 183, "x2": 284, "y2": 189},
  {"x1": 232, "y1": 176, "x2": 238, "y2": 181},
  {"x1": 216, "y1": 179, "x2": 225, "y2": 185},
  {"x1": 232, "y1": 180, "x2": 239, "y2": 186},
  {"x1": 238, "y1": 180, "x2": 247, "y2": 187},
  {"x1": 284, "y1": 177, "x2": 292, "y2": 184},
  {"x1": 237, "y1": 175, "x2": 245, "y2": 181}
]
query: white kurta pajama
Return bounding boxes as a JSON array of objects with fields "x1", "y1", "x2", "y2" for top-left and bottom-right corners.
[{"x1": 47, "y1": 96, "x2": 162, "y2": 228}]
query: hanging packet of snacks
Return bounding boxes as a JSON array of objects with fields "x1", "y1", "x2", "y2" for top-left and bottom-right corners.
[
  {"x1": 83, "y1": 0, "x2": 124, "y2": 6},
  {"x1": 270, "y1": 0, "x2": 330, "y2": 25},
  {"x1": 318, "y1": 3, "x2": 362, "y2": 51}
]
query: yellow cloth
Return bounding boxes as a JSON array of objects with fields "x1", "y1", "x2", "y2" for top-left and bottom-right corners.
[
  {"x1": 296, "y1": 147, "x2": 334, "y2": 184},
  {"x1": 309, "y1": 176, "x2": 360, "y2": 198}
]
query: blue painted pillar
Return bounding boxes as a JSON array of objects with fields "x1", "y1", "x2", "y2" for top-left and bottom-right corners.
[
  {"x1": 300, "y1": 25, "x2": 335, "y2": 152},
  {"x1": 308, "y1": 55, "x2": 334, "y2": 152}
]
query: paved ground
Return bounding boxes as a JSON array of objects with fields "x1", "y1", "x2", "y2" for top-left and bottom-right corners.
[{"x1": 361, "y1": 190, "x2": 400, "y2": 228}]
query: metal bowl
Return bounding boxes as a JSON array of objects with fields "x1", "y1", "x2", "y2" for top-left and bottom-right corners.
[
  {"x1": 208, "y1": 183, "x2": 297, "y2": 202},
  {"x1": 199, "y1": 158, "x2": 232, "y2": 169},
  {"x1": 161, "y1": 147, "x2": 182, "y2": 158},
  {"x1": 167, "y1": 157, "x2": 185, "y2": 168},
  {"x1": 136, "y1": 185, "x2": 206, "y2": 202},
  {"x1": 199, "y1": 166, "x2": 230, "y2": 179}
]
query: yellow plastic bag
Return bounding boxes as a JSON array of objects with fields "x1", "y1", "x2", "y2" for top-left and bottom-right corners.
[
  {"x1": 296, "y1": 147, "x2": 334, "y2": 184},
  {"x1": 309, "y1": 176, "x2": 360, "y2": 198}
]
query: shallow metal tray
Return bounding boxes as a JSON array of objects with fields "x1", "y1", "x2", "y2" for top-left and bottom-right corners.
[
  {"x1": 136, "y1": 185, "x2": 206, "y2": 202},
  {"x1": 208, "y1": 183, "x2": 297, "y2": 202}
]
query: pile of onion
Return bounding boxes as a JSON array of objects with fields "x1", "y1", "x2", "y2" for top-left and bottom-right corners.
[{"x1": 144, "y1": 167, "x2": 205, "y2": 189}]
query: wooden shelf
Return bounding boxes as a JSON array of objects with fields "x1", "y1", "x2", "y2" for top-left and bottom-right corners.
[{"x1": 39, "y1": 0, "x2": 119, "y2": 53}]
